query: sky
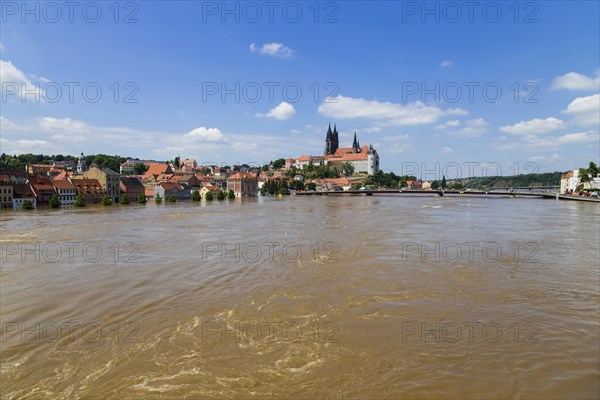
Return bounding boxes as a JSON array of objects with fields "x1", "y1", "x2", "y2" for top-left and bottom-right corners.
[{"x1": 1, "y1": 0, "x2": 599, "y2": 178}]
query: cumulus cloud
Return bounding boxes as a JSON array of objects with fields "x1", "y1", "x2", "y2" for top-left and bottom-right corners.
[
  {"x1": 448, "y1": 118, "x2": 489, "y2": 137},
  {"x1": 318, "y1": 95, "x2": 467, "y2": 126},
  {"x1": 494, "y1": 130, "x2": 599, "y2": 150},
  {"x1": 551, "y1": 71, "x2": 600, "y2": 90},
  {"x1": 256, "y1": 101, "x2": 296, "y2": 120},
  {"x1": 440, "y1": 60, "x2": 454, "y2": 67},
  {"x1": 563, "y1": 93, "x2": 600, "y2": 126},
  {"x1": 499, "y1": 117, "x2": 566, "y2": 135},
  {"x1": 182, "y1": 127, "x2": 226, "y2": 142},
  {"x1": 249, "y1": 42, "x2": 294, "y2": 58},
  {"x1": 0, "y1": 60, "x2": 45, "y2": 101},
  {"x1": 440, "y1": 147, "x2": 454, "y2": 154}
]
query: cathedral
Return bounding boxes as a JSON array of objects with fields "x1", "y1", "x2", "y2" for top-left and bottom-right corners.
[{"x1": 323, "y1": 123, "x2": 380, "y2": 175}]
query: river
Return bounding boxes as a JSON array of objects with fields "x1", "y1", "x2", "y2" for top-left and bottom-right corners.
[{"x1": 1, "y1": 195, "x2": 599, "y2": 399}]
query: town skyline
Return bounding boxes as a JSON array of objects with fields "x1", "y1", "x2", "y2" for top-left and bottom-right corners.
[{"x1": 1, "y1": 2, "x2": 599, "y2": 174}]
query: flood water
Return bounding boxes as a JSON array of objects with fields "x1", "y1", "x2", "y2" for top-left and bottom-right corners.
[{"x1": 1, "y1": 195, "x2": 599, "y2": 399}]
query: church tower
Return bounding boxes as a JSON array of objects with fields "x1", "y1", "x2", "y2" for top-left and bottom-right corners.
[
  {"x1": 325, "y1": 123, "x2": 339, "y2": 155},
  {"x1": 77, "y1": 152, "x2": 88, "y2": 174},
  {"x1": 352, "y1": 132, "x2": 360, "y2": 153}
]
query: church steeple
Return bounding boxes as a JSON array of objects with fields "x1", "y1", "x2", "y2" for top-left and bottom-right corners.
[
  {"x1": 352, "y1": 132, "x2": 360, "y2": 153},
  {"x1": 325, "y1": 122, "x2": 339, "y2": 155}
]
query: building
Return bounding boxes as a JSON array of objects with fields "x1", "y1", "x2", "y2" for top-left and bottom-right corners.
[
  {"x1": 324, "y1": 123, "x2": 340, "y2": 155},
  {"x1": 0, "y1": 178, "x2": 13, "y2": 209},
  {"x1": 422, "y1": 181, "x2": 432, "y2": 190},
  {"x1": 200, "y1": 184, "x2": 221, "y2": 199},
  {"x1": 153, "y1": 182, "x2": 191, "y2": 201},
  {"x1": 12, "y1": 184, "x2": 36, "y2": 209},
  {"x1": 120, "y1": 177, "x2": 146, "y2": 202},
  {"x1": 77, "y1": 153, "x2": 88, "y2": 174},
  {"x1": 120, "y1": 161, "x2": 137, "y2": 175},
  {"x1": 560, "y1": 171, "x2": 575, "y2": 193},
  {"x1": 227, "y1": 172, "x2": 258, "y2": 197},
  {"x1": 83, "y1": 167, "x2": 120, "y2": 202},
  {"x1": 295, "y1": 155, "x2": 312, "y2": 169},
  {"x1": 52, "y1": 179, "x2": 77, "y2": 205},
  {"x1": 27, "y1": 176, "x2": 55, "y2": 206},
  {"x1": 69, "y1": 178, "x2": 105, "y2": 204}
]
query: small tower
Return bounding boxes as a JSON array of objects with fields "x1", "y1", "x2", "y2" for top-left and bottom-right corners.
[
  {"x1": 352, "y1": 132, "x2": 360, "y2": 153},
  {"x1": 77, "y1": 152, "x2": 88, "y2": 174},
  {"x1": 332, "y1": 124, "x2": 339, "y2": 154}
]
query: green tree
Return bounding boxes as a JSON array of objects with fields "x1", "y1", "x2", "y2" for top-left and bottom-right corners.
[
  {"x1": 588, "y1": 161, "x2": 598, "y2": 178},
  {"x1": 49, "y1": 193, "x2": 60, "y2": 208},
  {"x1": 431, "y1": 180, "x2": 439, "y2": 189},
  {"x1": 102, "y1": 194, "x2": 113, "y2": 206},
  {"x1": 306, "y1": 182, "x2": 317, "y2": 191},
  {"x1": 133, "y1": 163, "x2": 149, "y2": 175},
  {"x1": 120, "y1": 195, "x2": 130, "y2": 205},
  {"x1": 192, "y1": 190, "x2": 201, "y2": 201},
  {"x1": 168, "y1": 195, "x2": 177, "y2": 202},
  {"x1": 578, "y1": 168, "x2": 591, "y2": 191},
  {"x1": 342, "y1": 161, "x2": 355, "y2": 176},
  {"x1": 441, "y1": 175, "x2": 447, "y2": 189},
  {"x1": 227, "y1": 189, "x2": 235, "y2": 199},
  {"x1": 155, "y1": 194, "x2": 163, "y2": 204},
  {"x1": 74, "y1": 194, "x2": 86, "y2": 207},
  {"x1": 205, "y1": 191, "x2": 214, "y2": 201},
  {"x1": 22, "y1": 199, "x2": 34, "y2": 209},
  {"x1": 217, "y1": 190, "x2": 225, "y2": 200},
  {"x1": 272, "y1": 158, "x2": 286, "y2": 170},
  {"x1": 137, "y1": 193, "x2": 147, "y2": 204}
]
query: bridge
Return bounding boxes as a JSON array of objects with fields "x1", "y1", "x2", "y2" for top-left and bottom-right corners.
[{"x1": 296, "y1": 189, "x2": 600, "y2": 202}]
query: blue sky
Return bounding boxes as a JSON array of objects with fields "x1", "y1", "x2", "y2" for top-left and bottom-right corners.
[{"x1": 1, "y1": 1, "x2": 599, "y2": 177}]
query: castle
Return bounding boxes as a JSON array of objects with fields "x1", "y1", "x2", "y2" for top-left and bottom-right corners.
[{"x1": 293, "y1": 124, "x2": 380, "y2": 175}]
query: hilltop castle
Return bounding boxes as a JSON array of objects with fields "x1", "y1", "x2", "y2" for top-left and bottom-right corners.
[{"x1": 293, "y1": 124, "x2": 379, "y2": 175}]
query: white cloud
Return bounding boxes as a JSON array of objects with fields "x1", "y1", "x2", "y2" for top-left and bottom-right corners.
[
  {"x1": 449, "y1": 118, "x2": 488, "y2": 137},
  {"x1": 499, "y1": 117, "x2": 566, "y2": 135},
  {"x1": 440, "y1": 147, "x2": 454, "y2": 154},
  {"x1": 0, "y1": 60, "x2": 45, "y2": 102},
  {"x1": 563, "y1": 93, "x2": 600, "y2": 126},
  {"x1": 494, "y1": 130, "x2": 599, "y2": 150},
  {"x1": 256, "y1": 101, "x2": 296, "y2": 120},
  {"x1": 440, "y1": 60, "x2": 454, "y2": 67},
  {"x1": 249, "y1": 42, "x2": 294, "y2": 58},
  {"x1": 183, "y1": 127, "x2": 226, "y2": 142},
  {"x1": 551, "y1": 71, "x2": 600, "y2": 91},
  {"x1": 318, "y1": 95, "x2": 468, "y2": 126}
]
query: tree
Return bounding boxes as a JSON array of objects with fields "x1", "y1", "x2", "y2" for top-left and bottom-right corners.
[
  {"x1": 192, "y1": 190, "x2": 201, "y2": 201},
  {"x1": 102, "y1": 194, "x2": 113, "y2": 206},
  {"x1": 120, "y1": 195, "x2": 130, "y2": 205},
  {"x1": 137, "y1": 193, "x2": 147, "y2": 204},
  {"x1": 168, "y1": 195, "x2": 177, "y2": 202},
  {"x1": 74, "y1": 194, "x2": 86, "y2": 207},
  {"x1": 289, "y1": 180, "x2": 305, "y2": 191},
  {"x1": 451, "y1": 182, "x2": 464, "y2": 190},
  {"x1": 227, "y1": 189, "x2": 235, "y2": 199},
  {"x1": 342, "y1": 162, "x2": 355, "y2": 176},
  {"x1": 217, "y1": 190, "x2": 225, "y2": 200},
  {"x1": 49, "y1": 193, "x2": 60, "y2": 208},
  {"x1": 306, "y1": 182, "x2": 317, "y2": 191},
  {"x1": 22, "y1": 199, "x2": 34, "y2": 209},
  {"x1": 133, "y1": 163, "x2": 148, "y2": 175},
  {"x1": 441, "y1": 175, "x2": 447, "y2": 189},
  {"x1": 155, "y1": 194, "x2": 163, "y2": 204},
  {"x1": 431, "y1": 180, "x2": 439, "y2": 189},
  {"x1": 588, "y1": 162, "x2": 598, "y2": 178},
  {"x1": 578, "y1": 168, "x2": 591, "y2": 191},
  {"x1": 205, "y1": 191, "x2": 214, "y2": 201},
  {"x1": 272, "y1": 158, "x2": 286, "y2": 170}
]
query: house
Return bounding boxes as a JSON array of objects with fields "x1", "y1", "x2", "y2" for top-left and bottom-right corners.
[
  {"x1": 227, "y1": 172, "x2": 258, "y2": 197},
  {"x1": 69, "y1": 178, "x2": 105, "y2": 203},
  {"x1": 120, "y1": 161, "x2": 137, "y2": 174},
  {"x1": 120, "y1": 176, "x2": 145, "y2": 202},
  {"x1": 295, "y1": 155, "x2": 312, "y2": 169},
  {"x1": 284, "y1": 158, "x2": 295, "y2": 169},
  {"x1": 560, "y1": 171, "x2": 574, "y2": 193},
  {"x1": 143, "y1": 163, "x2": 173, "y2": 180},
  {"x1": 0, "y1": 177, "x2": 13, "y2": 209},
  {"x1": 199, "y1": 184, "x2": 221, "y2": 199},
  {"x1": 51, "y1": 179, "x2": 77, "y2": 205},
  {"x1": 27, "y1": 176, "x2": 55, "y2": 206},
  {"x1": 153, "y1": 182, "x2": 191, "y2": 200},
  {"x1": 12, "y1": 184, "x2": 36, "y2": 209},
  {"x1": 407, "y1": 180, "x2": 422, "y2": 190},
  {"x1": 83, "y1": 167, "x2": 121, "y2": 202},
  {"x1": 422, "y1": 181, "x2": 432, "y2": 190}
]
